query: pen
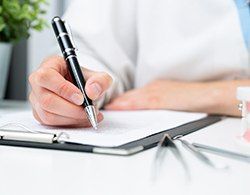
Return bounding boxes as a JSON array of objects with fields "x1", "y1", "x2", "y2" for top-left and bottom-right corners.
[
  {"x1": 192, "y1": 143, "x2": 250, "y2": 163},
  {"x1": 51, "y1": 16, "x2": 98, "y2": 129},
  {"x1": 155, "y1": 133, "x2": 190, "y2": 179},
  {"x1": 174, "y1": 137, "x2": 228, "y2": 169}
]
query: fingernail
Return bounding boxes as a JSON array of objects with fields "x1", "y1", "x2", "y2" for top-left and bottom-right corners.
[
  {"x1": 71, "y1": 93, "x2": 83, "y2": 105},
  {"x1": 90, "y1": 83, "x2": 102, "y2": 97}
]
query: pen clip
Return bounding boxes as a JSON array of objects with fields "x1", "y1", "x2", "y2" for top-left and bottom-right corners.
[{"x1": 63, "y1": 20, "x2": 78, "y2": 51}]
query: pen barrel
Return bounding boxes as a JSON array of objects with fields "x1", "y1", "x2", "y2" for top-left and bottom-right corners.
[
  {"x1": 51, "y1": 17, "x2": 76, "y2": 59},
  {"x1": 51, "y1": 16, "x2": 93, "y2": 108},
  {"x1": 51, "y1": 17, "x2": 66, "y2": 37},
  {"x1": 57, "y1": 34, "x2": 76, "y2": 58},
  {"x1": 66, "y1": 56, "x2": 93, "y2": 107}
]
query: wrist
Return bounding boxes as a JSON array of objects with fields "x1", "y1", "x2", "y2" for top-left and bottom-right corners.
[
  {"x1": 185, "y1": 82, "x2": 218, "y2": 113},
  {"x1": 203, "y1": 82, "x2": 241, "y2": 116}
]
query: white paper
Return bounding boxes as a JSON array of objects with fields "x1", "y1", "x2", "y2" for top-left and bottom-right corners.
[{"x1": 0, "y1": 110, "x2": 206, "y2": 147}]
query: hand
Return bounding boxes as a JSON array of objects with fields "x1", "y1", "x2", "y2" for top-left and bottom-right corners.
[
  {"x1": 29, "y1": 55, "x2": 112, "y2": 127},
  {"x1": 105, "y1": 80, "x2": 213, "y2": 112}
]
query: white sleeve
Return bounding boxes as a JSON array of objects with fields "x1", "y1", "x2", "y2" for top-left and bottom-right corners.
[{"x1": 62, "y1": 0, "x2": 137, "y2": 108}]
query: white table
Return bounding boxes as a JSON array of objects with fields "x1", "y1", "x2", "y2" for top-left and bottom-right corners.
[{"x1": 0, "y1": 101, "x2": 249, "y2": 195}]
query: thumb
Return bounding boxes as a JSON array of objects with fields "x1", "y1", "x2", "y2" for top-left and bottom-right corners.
[{"x1": 83, "y1": 68, "x2": 113, "y2": 100}]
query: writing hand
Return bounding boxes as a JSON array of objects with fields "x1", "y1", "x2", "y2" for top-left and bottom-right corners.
[{"x1": 29, "y1": 56, "x2": 112, "y2": 127}]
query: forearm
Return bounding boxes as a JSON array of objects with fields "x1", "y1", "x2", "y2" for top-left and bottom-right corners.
[
  {"x1": 104, "y1": 79, "x2": 249, "y2": 116},
  {"x1": 191, "y1": 80, "x2": 250, "y2": 117}
]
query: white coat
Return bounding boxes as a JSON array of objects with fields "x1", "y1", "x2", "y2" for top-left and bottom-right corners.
[{"x1": 63, "y1": 0, "x2": 250, "y2": 106}]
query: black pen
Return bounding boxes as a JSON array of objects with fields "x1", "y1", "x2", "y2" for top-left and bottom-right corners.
[{"x1": 51, "y1": 16, "x2": 98, "y2": 129}]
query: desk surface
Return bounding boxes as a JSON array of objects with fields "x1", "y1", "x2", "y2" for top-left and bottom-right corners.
[{"x1": 0, "y1": 101, "x2": 249, "y2": 195}]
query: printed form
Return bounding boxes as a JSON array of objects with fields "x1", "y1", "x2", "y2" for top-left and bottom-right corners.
[{"x1": 0, "y1": 110, "x2": 206, "y2": 147}]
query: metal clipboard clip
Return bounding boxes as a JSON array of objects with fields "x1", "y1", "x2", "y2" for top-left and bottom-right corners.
[{"x1": 0, "y1": 123, "x2": 69, "y2": 144}]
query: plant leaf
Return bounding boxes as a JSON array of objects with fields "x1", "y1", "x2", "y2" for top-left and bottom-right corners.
[
  {"x1": 0, "y1": 17, "x2": 5, "y2": 32},
  {"x1": 0, "y1": 0, "x2": 48, "y2": 42}
]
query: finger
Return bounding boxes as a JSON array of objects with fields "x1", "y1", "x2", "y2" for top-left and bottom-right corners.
[
  {"x1": 32, "y1": 108, "x2": 43, "y2": 124},
  {"x1": 30, "y1": 92, "x2": 103, "y2": 126},
  {"x1": 84, "y1": 70, "x2": 113, "y2": 100},
  {"x1": 29, "y1": 67, "x2": 84, "y2": 105},
  {"x1": 105, "y1": 90, "x2": 151, "y2": 110},
  {"x1": 105, "y1": 100, "x2": 138, "y2": 110},
  {"x1": 35, "y1": 105, "x2": 103, "y2": 127},
  {"x1": 29, "y1": 89, "x2": 97, "y2": 120},
  {"x1": 30, "y1": 92, "x2": 50, "y2": 124},
  {"x1": 105, "y1": 97, "x2": 139, "y2": 110},
  {"x1": 41, "y1": 55, "x2": 68, "y2": 76}
]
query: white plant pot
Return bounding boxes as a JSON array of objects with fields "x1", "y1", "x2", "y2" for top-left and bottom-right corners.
[{"x1": 0, "y1": 42, "x2": 12, "y2": 99}]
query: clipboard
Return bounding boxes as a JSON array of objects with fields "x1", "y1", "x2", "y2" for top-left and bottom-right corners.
[{"x1": 0, "y1": 115, "x2": 222, "y2": 156}]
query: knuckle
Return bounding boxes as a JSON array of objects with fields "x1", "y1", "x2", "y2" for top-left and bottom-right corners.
[
  {"x1": 41, "y1": 55, "x2": 66, "y2": 71},
  {"x1": 100, "y1": 72, "x2": 113, "y2": 85},
  {"x1": 28, "y1": 93, "x2": 33, "y2": 103},
  {"x1": 39, "y1": 93, "x2": 53, "y2": 110},
  {"x1": 41, "y1": 55, "x2": 60, "y2": 65},
  {"x1": 40, "y1": 110, "x2": 54, "y2": 125},
  {"x1": 32, "y1": 109, "x2": 41, "y2": 123},
  {"x1": 29, "y1": 93, "x2": 37, "y2": 108},
  {"x1": 35, "y1": 68, "x2": 49, "y2": 84},
  {"x1": 56, "y1": 81, "x2": 70, "y2": 97},
  {"x1": 28, "y1": 73, "x2": 35, "y2": 84}
]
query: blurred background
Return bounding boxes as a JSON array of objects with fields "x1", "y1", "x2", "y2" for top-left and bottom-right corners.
[{"x1": 4, "y1": 0, "x2": 70, "y2": 100}]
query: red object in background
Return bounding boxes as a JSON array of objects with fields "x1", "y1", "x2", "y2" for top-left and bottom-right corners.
[
  {"x1": 243, "y1": 130, "x2": 250, "y2": 143},
  {"x1": 247, "y1": 102, "x2": 250, "y2": 112}
]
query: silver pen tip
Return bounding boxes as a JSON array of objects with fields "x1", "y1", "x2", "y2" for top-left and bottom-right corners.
[
  {"x1": 92, "y1": 123, "x2": 98, "y2": 130},
  {"x1": 85, "y1": 105, "x2": 98, "y2": 129}
]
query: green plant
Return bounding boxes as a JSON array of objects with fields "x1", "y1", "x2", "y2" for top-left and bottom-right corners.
[{"x1": 0, "y1": 0, "x2": 47, "y2": 43}]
